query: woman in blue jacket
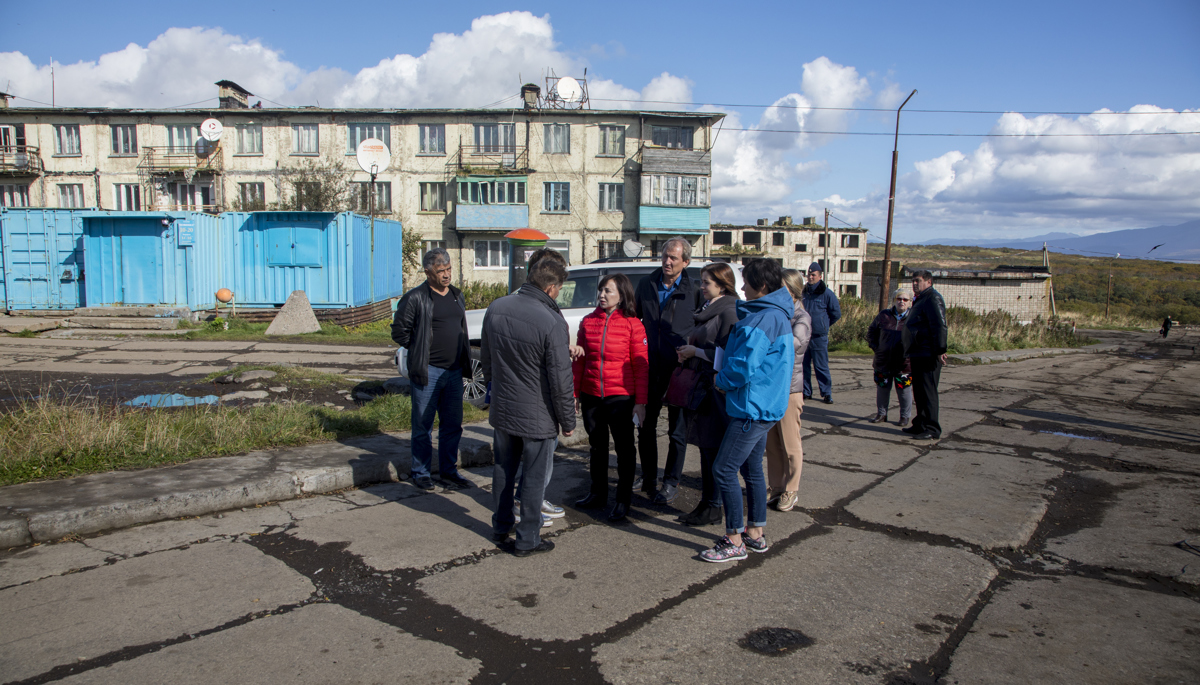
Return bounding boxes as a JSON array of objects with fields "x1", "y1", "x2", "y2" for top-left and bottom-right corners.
[{"x1": 700, "y1": 259, "x2": 795, "y2": 563}]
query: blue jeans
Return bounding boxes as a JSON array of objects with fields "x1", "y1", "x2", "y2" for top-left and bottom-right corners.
[
  {"x1": 712, "y1": 417, "x2": 774, "y2": 535},
  {"x1": 803, "y1": 335, "x2": 831, "y2": 398},
  {"x1": 515, "y1": 438, "x2": 556, "y2": 502},
  {"x1": 492, "y1": 429, "x2": 556, "y2": 551},
  {"x1": 409, "y1": 365, "x2": 464, "y2": 480}
]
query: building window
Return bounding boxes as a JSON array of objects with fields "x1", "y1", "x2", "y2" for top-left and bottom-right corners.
[
  {"x1": 543, "y1": 182, "x2": 570, "y2": 212},
  {"x1": 58, "y1": 184, "x2": 84, "y2": 208},
  {"x1": 546, "y1": 239, "x2": 571, "y2": 265},
  {"x1": 651, "y1": 125, "x2": 693, "y2": 149},
  {"x1": 818, "y1": 234, "x2": 827, "y2": 248},
  {"x1": 168, "y1": 183, "x2": 213, "y2": 210},
  {"x1": 111, "y1": 125, "x2": 137, "y2": 155},
  {"x1": 842, "y1": 234, "x2": 860, "y2": 248},
  {"x1": 114, "y1": 184, "x2": 141, "y2": 211},
  {"x1": 712, "y1": 231, "x2": 732, "y2": 246},
  {"x1": 598, "y1": 241, "x2": 623, "y2": 259},
  {"x1": 238, "y1": 183, "x2": 266, "y2": 210},
  {"x1": 474, "y1": 240, "x2": 509, "y2": 268},
  {"x1": 418, "y1": 124, "x2": 445, "y2": 155},
  {"x1": 816, "y1": 259, "x2": 826, "y2": 272},
  {"x1": 354, "y1": 182, "x2": 392, "y2": 213},
  {"x1": 235, "y1": 124, "x2": 263, "y2": 154},
  {"x1": 420, "y1": 182, "x2": 447, "y2": 212},
  {"x1": 1, "y1": 184, "x2": 30, "y2": 207},
  {"x1": 840, "y1": 259, "x2": 859, "y2": 274},
  {"x1": 347, "y1": 123, "x2": 390, "y2": 153},
  {"x1": 840, "y1": 284, "x2": 858, "y2": 297},
  {"x1": 640, "y1": 175, "x2": 710, "y2": 207},
  {"x1": 474, "y1": 123, "x2": 515, "y2": 153},
  {"x1": 457, "y1": 179, "x2": 526, "y2": 205},
  {"x1": 543, "y1": 123, "x2": 570, "y2": 154},
  {"x1": 423, "y1": 240, "x2": 447, "y2": 260},
  {"x1": 166, "y1": 125, "x2": 198, "y2": 151},
  {"x1": 794, "y1": 243, "x2": 807, "y2": 252},
  {"x1": 743, "y1": 231, "x2": 762, "y2": 248},
  {"x1": 773, "y1": 232, "x2": 785, "y2": 247},
  {"x1": 598, "y1": 183, "x2": 624, "y2": 212},
  {"x1": 292, "y1": 124, "x2": 319, "y2": 154},
  {"x1": 599, "y1": 125, "x2": 625, "y2": 156},
  {"x1": 54, "y1": 125, "x2": 81, "y2": 155}
]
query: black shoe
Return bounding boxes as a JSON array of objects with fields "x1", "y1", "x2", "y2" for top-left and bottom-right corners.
[
  {"x1": 576, "y1": 493, "x2": 606, "y2": 509},
  {"x1": 822, "y1": 395, "x2": 834, "y2": 404},
  {"x1": 607, "y1": 502, "x2": 629, "y2": 522},
  {"x1": 653, "y1": 483, "x2": 678, "y2": 505},
  {"x1": 868, "y1": 412, "x2": 888, "y2": 423},
  {"x1": 414, "y1": 476, "x2": 435, "y2": 491},
  {"x1": 697, "y1": 505, "x2": 723, "y2": 526},
  {"x1": 902, "y1": 425, "x2": 924, "y2": 434},
  {"x1": 492, "y1": 529, "x2": 512, "y2": 544},
  {"x1": 439, "y1": 473, "x2": 472, "y2": 490},
  {"x1": 510, "y1": 539, "x2": 555, "y2": 557},
  {"x1": 803, "y1": 394, "x2": 812, "y2": 401},
  {"x1": 911, "y1": 431, "x2": 939, "y2": 440},
  {"x1": 680, "y1": 502, "x2": 709, "y2": 526}
]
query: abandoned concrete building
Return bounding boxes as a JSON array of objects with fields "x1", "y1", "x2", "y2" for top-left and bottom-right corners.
[
  {"x1": 0, "y1": 81, "x2": 724, "y2": 286},
  {"x1": 863, "y1": 261, "x2": 1053, "y2": 323},
  {"x1": 709, "y1": 216, "x2": 868, "y2": 298}
]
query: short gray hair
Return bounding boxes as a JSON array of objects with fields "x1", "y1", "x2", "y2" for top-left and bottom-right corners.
[
  {"x1": 661, "y1": 236, "x2": 692, "y2": 263},
  {"x1": 423, "y1": 247, "x2": 451, "y2": 270}
]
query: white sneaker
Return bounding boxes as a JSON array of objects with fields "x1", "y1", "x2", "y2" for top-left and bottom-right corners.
[
  {"x1": 513, "y1": 505, "x2": 553, "y2": 527},
  {"x1": 541, "y1": 500, "x2": 566, "y2": 518}
]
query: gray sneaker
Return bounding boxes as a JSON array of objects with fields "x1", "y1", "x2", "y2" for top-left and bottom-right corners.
[
  {"x1": 541, "y1": 500, "x2": 566, "y2": 518},
  {"x1": 744, "y1": 533, "x2": 770, "y2": 554}
]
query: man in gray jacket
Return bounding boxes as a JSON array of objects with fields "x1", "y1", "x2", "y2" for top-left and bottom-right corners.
[{"x1": 481, "y1": 257, "x2": 576, "y2": 556}]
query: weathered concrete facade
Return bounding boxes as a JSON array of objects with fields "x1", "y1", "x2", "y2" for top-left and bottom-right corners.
[
  {"x1": 707, "y1": 216, "x2": 868, "y2": 298},
  {"x1": 864, "y1": 261, "x2": 1052, "y2": 322}
]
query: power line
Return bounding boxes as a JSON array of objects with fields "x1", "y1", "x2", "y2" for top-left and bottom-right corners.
[
  {"x1": 165, "y1": 97, "x2": 219, "y2": 109},
  {"x1": 722, "y1": 128, "x2": 1200, "y2": 138},
  {"x1": 591, "y1": 97, "x2": 1199, "y2": 117}
]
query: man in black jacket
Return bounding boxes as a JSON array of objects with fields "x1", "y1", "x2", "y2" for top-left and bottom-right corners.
[
  {"x1": 391, "y1": 248, "x2": 472, "y2": 491},
  {"x1": 482, "y1": 257, "x2": 576, "y2": 556},
  {"x1": 633, "y1": 237, "x2": 698, "y2": 504},
  {"x1": 901, "y1": 270, "x2": 949, "y2": 440}
]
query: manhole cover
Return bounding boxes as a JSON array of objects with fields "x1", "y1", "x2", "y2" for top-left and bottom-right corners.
[{"x1": 739, "y1": 627, "x2": 815, "y2": 656}]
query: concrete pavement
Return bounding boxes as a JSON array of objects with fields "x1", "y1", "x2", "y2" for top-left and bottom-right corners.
[{"x1": 1, "y1": 329, "x2": 1198, "y2": 683}]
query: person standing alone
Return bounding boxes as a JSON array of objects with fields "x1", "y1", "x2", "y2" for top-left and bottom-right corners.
[
  {"x1": 902, "y1": 270, "x2": 948, "y2": 440},
  {"x1": 801, "y1": 262, "x2": 841, "y2": 404},
  {"x1": 391, "y1": 248, "x2": 472, "y2": 491}
]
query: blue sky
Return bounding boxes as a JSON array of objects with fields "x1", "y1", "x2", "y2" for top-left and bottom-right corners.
[{"x1": 2, "y1": 0, "x2": 1198, "y2": 242}]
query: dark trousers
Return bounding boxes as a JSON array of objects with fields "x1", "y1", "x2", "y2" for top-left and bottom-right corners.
[
  {"x1": 803, "y1": 335, "x2": 832, "y2": 398},
  {"x1": 698, "y1": 445, "x2": 720, "y2": 507},
  {"x1": 910, "y1": 356, "x2": 942, "y2": 437},
  {"x1": 580, "y1": 394, "x2": 637, "y2": 504},
  {"x1": 409, "y1": 365, "x2": 463, "y2": 480},
  {"x1": 491, "y1": 429, "x2": 555, "y2": 551},
  {"x1": 639, "y1": 371, "x2": 690, "y2": 488}
]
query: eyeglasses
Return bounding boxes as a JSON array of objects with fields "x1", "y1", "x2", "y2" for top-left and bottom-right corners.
[{"x1": 895, "y1": 297, "x2": 910, "y2": 302}]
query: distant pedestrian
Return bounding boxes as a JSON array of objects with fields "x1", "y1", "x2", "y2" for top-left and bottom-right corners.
[
  {"x1": 764, "y1": 269, "x2": 811, "y2": 513},
  {"x1": 482, "y1": 257, "x2": 576, "y2": 556},
  {"x1": 1162, "y1": 317, "x2": 1173, "y2": 338},
  {"x1": 675, "y1": 262, "x2": 740, "y2": 527},
  {"x1": 902, "y1": 270, "x2": 948, "y2": 441},
  {"x1": 633, "y1": 236, "x2": 699, "y2": 505},
  {"x1": 701, "y1": 258, "x2": 794, "y2": 563},
  {"x1": 867, "y1": 287, "x2": 914, "y2": 427},
  {"x1": 572, "y1": 273, "x2": 649, "y2": 523},
  {"x1": 801, "y1": 262, "x2": 841, "y2": 404},
  {"x1": 391, "y1": 248, "x2": 472, "y2": 491}
]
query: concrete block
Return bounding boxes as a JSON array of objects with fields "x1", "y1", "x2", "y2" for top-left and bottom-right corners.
[
  {"x1": 264, "y1": 290, "x2": 321, "y2": 336},
  {"x1": 68, "y1": 316, "x2": 181, "y2": 330},
  {"x1": 0, "y1": 316, "x2": 61, "y2": 333}
]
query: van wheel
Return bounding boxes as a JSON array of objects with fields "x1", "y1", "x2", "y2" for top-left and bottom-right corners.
[{"x1": 464, "y1": 347, "x2": 488, "y2": 409}]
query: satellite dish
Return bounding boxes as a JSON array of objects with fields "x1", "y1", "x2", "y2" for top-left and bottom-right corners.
[
  {"x1": 623, "y1": 239, "x2": 644, "y2": 258},
  {"x1": 356, "y1": 138, "x2": 390, "y2": 175},
  {"x1": 200, "y1": 118, "x2": 223, "y2": 142},
  {"x1": 556, "y1": 76, "x2": 583, "y2": 103}
]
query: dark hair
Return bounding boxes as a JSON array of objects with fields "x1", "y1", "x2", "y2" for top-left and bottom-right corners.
[
  {"x1": 528, "y1": 256, "x2": 568, "y2": 289},
  {"x1": 742, "y1": 258, "x2": 784, "y2": 294},
  {"x1": 526, "y1": 248, "x2": 567, "y2": 280},
  {"x1": 701, "y1": 263, "x2": 738, "y2": 297},
  {"x1": 912, "y1": 269, "x2": 934, "y2": 283},
  {"x1": 598, "y1": 273, "x2": 637, "y2": 318}
]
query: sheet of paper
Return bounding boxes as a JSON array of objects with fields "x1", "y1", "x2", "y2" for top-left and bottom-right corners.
[{"x1": 713, "y1": 346, "x2": 724, "y2": 372}]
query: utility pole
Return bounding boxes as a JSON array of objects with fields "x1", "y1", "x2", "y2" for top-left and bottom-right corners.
[
  {"x1": 823, "y1": 208, "x2": 830, "y2": 276},
  {"x1": 1105, "y1": 272, "x2": 1113, "y2": 320},
  {"x1": 1044, "y1": 242, "x2": 1057, "y2": 318},
  {"x1": 879, "y1": 89, "x2": 917, "y2": 311}
]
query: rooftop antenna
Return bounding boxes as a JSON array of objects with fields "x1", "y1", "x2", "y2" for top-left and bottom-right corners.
[
  {"x1": 51, "y1": 56, "x2": 55, "y2": 107},
  {"x1": 544, "y1": 73, "x2": 590, "y2": 110}
]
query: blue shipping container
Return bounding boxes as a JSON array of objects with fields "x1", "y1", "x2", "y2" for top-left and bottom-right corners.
[{"x1": 0, "y1": 208, "x2": 88, "y2": 310}]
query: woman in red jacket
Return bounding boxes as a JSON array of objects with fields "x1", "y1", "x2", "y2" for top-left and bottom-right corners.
[{"x1": 573, "y1": 273, "x2": 649, "y2": 522}]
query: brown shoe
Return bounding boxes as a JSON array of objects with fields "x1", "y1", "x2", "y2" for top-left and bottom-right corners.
[
  {"x1": 897, "y1": 417, "x2": 911, "y2": 428},
  {"x1": 868, "y1": 412, "x2": 888, "y2": 423},
  {"x1": 776, "y1": 491, "x2": 799, "y2": 512}
]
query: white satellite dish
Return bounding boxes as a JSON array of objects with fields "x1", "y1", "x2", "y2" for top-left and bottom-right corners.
[
  {"x1": 355, "y1": 138, "x2": 390, "y2": 175},
  {"x1": 200, "y1": 118, "x2": 223, "y2": 142},
  {"x1": 555, "y1": 76, "x2": 583, "y2": 103},
  {"x1": 622, "y1": 239, "x2": 644, "y2": 258}
]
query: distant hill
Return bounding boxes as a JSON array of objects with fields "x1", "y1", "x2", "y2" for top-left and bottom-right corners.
[{"x1": 918, "y1": 220, "x2": 1200, "y2": 262}]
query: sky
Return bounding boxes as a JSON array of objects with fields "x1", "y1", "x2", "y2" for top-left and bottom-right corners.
[{"x1": 2, "y1": 0, "x2": 1198, "y2": 243}]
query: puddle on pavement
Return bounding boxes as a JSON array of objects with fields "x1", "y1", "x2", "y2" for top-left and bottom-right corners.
[
  {"x1": 739, "y1": 627, "x2": 815, "y2": 656},
  {"x1": 124, "y1": 393, "x2": 219, "y2": 408},
  {"x1": 1039, "y1": 430, "x2": 1110, "y2": 441}
]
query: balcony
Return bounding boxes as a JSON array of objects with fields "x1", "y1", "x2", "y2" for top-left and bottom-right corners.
[
  {"x1": 638, "y1": 206, "x2": 711, "y2": 235},
  {"x1": 0, "y1": 146, "x2": 43, "y2": 176},
  {"x1": 446, "y1": 145, "x2": 529, "y2": 178},
  {"x1": 455, "y1": 204, "x2": 529, "y2": 231},
  {"x1": 641, "y1": 148, "x2": 711, "y2": 175},
  {"x1": 138, "y1": 144, "x2": 223, "y2": 176}
]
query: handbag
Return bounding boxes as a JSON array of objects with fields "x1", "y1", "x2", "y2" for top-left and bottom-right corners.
[{"x1": 664, "y1": 363, "x2": 704, "y2": 410}]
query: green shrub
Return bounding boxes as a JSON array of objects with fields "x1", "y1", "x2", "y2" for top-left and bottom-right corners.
[{"x1": 462, "y1": 281, "x2": 509, "y2": 310}]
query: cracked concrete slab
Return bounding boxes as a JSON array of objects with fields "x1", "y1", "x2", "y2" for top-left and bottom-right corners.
[
  {"x1": 944, "y1": 577, "x2": 1200, "y2": 684},
  {"x1": 797, "y1": 462, "x2": 881, "y2": 509},
  {"x1": 84, "y1": 505, "x2": 291, "y2": 558},
  {"x1": 75, "y1": 350, "x2": 234, "y2": 362},
  {"x1": 594, "y1": 526, "x2": 996, "y2": 685},
  {"x1": 419, "y1": 513, "x2": 817, "y2": 642},
  {"x1": 277, "y1": 496, "x2": 358, "y2": 521},
  {"x1": 802, "y1": 433, "x2": 924, "y2": 473},
  {"x1": 0, "y1": 541, "x2": 114, "y2": 589},
  {"x1": 846, "y1": 447, "x2": 1062, "y2": 549},
  {"x1": 0, "y1": 540, "x2": 313, "y2": 683},
  {"x1": 996, "y1": 398, "x2": 1200, "y2": 446},
  {"x1": 1045, "y1": 472, "x2": 1200, "y2": 585},
  {"x1": 4, "y1": 360, "x2": 188, "y2": 374}
]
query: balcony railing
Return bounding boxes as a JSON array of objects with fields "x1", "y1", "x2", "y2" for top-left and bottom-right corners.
[
  {"x1": 448, "y1": 145, "x2": 529, "y2": 177},
  {"x1": 138, "y1": 144, "x2": 223, "y2": 175},
  {"x1": 0, "y1": 145, "x2": 43, "y2": 176}
]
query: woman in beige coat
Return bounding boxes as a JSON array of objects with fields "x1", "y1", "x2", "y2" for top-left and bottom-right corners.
[{"x1": 764, "y1": 269, "x2": 812, "y2": 511}]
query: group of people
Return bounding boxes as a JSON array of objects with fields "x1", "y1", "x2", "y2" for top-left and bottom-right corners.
[{"x1": 392, "y1": 240, "x2": 948, "y2": 561}]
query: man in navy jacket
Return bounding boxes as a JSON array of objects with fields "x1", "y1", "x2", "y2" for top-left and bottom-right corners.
[{"x1": 801, "y1": 262, "x2": 841, "y2": 403}]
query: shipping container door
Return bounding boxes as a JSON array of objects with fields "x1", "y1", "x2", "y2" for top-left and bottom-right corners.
[
  {"x1": 1, "y1": 212, "x2": 53, "y2": 308},
  {"x1": 120, "y1": 222, "x2": 164, "y2": 304}
]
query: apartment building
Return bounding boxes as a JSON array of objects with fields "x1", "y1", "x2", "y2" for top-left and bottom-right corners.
[
  {"x1": 708, "y1": 216, "x2": 868, "y2": 298},
  {"x1": 0, "y1": 82, "x2": 723, "y2": 285}
]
